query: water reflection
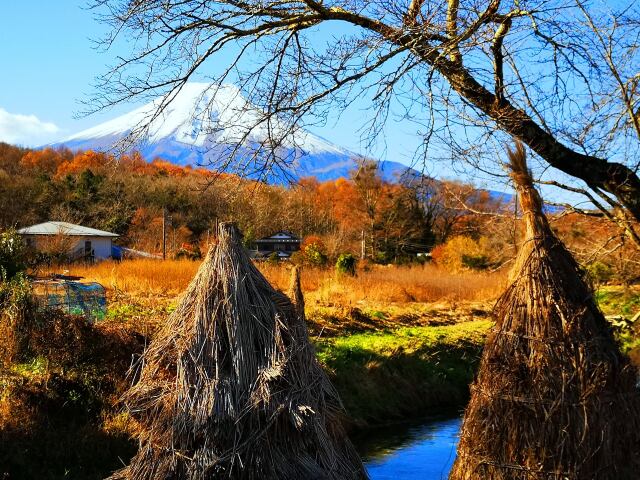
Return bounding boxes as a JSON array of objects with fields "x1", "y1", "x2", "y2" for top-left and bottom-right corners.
[{"x1": 355, "y1": 416, "x2": 462, "y2": 480}]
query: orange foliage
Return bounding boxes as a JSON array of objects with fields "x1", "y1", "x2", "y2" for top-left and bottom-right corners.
[
  {"x1": 19, "y1": 147, "x2": 217, "y2": 181},
  {"x1": 552, "y1": 212, "x2": 617, "y2": 246},
  {"x1": 298, "y1": 176, "x2": 368, "y2": 234},
  {"x1": 432, "y1": 235, "x2": 491, "y2": 271},
  {"x1": 430, "y1": 244, "x2": 445, "y2": 264},
  {"x1": 301, "y1": 235, "x2": 325, "y2": 251},
  {"x1": 120, "y1": 151, "x2": 154, "y2": 175},
  {"x1": 150, "y1": 159, "x2": 191, "y2": 177},
  {"x1": 55, "y1": 150, "x2": 112, "y2": 178},
  {"x1": 13, "y1": 145, "x2": 517, "y2": 267},
  {"x1": 20, "y1": 148, "x2": 71, "y2": 174}
]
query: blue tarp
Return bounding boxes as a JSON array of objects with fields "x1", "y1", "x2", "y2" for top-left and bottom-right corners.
[{"x1": 33, "y1": 280, "x2": 107, "y2": 322}]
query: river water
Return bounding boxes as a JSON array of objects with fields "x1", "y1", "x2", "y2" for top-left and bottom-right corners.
[{"x1": 355, "y1": 416, "x2": 462, "y2": 480}]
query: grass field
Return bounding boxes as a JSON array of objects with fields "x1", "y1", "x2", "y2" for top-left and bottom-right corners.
[
  {"x1": 53, "y1": 258, "x2": 507, "y2": 303},
  {"x1": 47, "y1": 258, "x2": 505, "y2": 339},
  {"x1": 35, "y1": 257, "x2": 507, "y2": 429}
]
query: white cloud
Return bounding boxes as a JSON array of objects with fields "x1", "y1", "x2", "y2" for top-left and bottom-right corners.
[{"x1": 0, "y1": 107, "x2": 60, "y2": 146}]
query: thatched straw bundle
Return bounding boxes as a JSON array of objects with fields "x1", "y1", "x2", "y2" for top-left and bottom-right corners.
[
  {"x1": 450, "y1": 144, "x2": 640, "y2": 480},
  {"x1": 110, "y1": 223, "x2": 367, "y2": 479}
]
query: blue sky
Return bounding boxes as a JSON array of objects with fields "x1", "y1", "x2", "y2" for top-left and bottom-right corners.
[
  {"x1": 0, "y1": 2, "x2": 415, "y2": 157},
  {"x1": 0, "y1": 2, "x2": 116, "y2": 141}
]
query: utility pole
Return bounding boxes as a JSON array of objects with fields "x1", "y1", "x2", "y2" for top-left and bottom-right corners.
[{"x1": 162, "y1": 207, "x2": 167, "y2": 260}]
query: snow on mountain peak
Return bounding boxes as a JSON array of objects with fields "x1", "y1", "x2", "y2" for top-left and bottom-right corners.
[
  {"x1": 52, "y1": 81, "x2": 415, "y2": 183},
  {"x1": 65, "y1": 82, "x2": 347, "y2": 155}
]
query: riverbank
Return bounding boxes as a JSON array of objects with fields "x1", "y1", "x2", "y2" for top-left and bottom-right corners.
[
  {"x1": 0, "y1": 301, "x2": 490, "y2": 479},
  {"x1": 1, "y1": 283, "x2": 638, "y2": 479},
  {"x1": 103, "y1": 295, "x2": 494, "y2": 426},
  {"x1": 317, "y1": 320, "x2": 490, "y2": 427}
]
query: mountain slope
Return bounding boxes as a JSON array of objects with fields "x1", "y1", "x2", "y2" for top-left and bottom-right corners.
[{"x1": 51, "y1": 83, "x2": 412, "y2": 183}]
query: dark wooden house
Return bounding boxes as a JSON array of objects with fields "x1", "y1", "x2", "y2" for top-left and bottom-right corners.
[{"x1": 254, "y1": 231, "x2": 301, "y2": 259}]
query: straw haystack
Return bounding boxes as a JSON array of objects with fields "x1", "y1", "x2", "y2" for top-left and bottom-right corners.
[
  {"x1": 450, "y1": 143, "x2": 640, "y2": 479},
  {"x1": 110, "y1": 223, "x2": 367, "y2": 479}
]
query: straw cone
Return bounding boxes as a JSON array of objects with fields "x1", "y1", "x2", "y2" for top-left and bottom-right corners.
[
  {"x1": 450, "y1": 143, "x2": 640, "y2": 479},
  {"x1": 109, "y1": 223, "x2": 367, "y2": 479}
]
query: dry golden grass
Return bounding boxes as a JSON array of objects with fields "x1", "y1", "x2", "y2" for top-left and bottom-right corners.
[
  {"x1": 56, "y1": 259, "x2": 506, "y2": 304},
  {"x1": 315, "y1": 264, "x2": 506, "y2": 305},
  {"x1": 43, "y1": 259, "x2": 199, "y2": 296}
]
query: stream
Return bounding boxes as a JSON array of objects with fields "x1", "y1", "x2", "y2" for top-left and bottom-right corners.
[{"x1": 355, "y1": 415, "x2": 462, "y2": 480}]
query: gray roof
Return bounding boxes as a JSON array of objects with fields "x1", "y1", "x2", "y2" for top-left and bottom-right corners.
[
  {"x1": 17, "y1": 221, "x2": 119, "y2": 238},
  {"x1": 256, "y1": 231, "x2": 300, "y2": 242}
]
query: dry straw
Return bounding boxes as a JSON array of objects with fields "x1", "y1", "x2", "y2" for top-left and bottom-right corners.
[
  {"x1": 450, "y1": 143, "x2": 640, "y2": 479},
  {"x1": 109, "y1": 222, "x2": 367, "y2": 479}
]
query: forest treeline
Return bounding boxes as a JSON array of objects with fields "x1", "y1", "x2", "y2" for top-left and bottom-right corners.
[
  {"x1": 0, "y1": 142, "x2": 637, "y2": 282},
  {"x1": 0, "y1": 142, "x2": 507, "y2": 261}
]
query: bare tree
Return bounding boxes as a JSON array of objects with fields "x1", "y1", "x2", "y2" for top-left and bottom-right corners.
[{"x1": 89, "y1": 0, "x2": 640, "y2": 228}]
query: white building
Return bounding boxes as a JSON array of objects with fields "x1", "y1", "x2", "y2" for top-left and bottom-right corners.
[{"x1": 18, "y1": 221, "x2": 119, "y2": 261}]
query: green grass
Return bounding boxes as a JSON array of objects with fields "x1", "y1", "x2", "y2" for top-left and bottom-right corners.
[
  {"x1": 594, "y1": 287, "x2": 640, "y2": 355},
  {"x1": 595, "y1": 286, "x2": 640, "y2": 317},
  {"x1": 11, "y1": 356, "x2": 49, "y2": 377},
  {"x1": 314, "y1": 320, "x2": 491, "y2": 426}
]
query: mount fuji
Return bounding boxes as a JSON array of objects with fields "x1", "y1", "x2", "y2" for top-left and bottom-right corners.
[{"x1": 49, "y1": 82, "x2": 413, "y2": 183}]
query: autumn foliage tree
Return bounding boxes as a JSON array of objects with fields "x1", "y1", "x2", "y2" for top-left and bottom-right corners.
[
  {"x1": 1, "y1": 141, "x2": 636, "y2": 278},
  {"x1": 0, "y1": 142, "x2": 461, "y2": 263}
]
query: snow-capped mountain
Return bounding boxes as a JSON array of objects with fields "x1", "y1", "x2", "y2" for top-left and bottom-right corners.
[{"x1": 50, "y1": 83, "x2": 412, "y2": 183}]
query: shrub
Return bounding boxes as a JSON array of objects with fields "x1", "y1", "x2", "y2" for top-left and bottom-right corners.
[
  {"x1": 461, "y1": 254, "x2": 490, "y2": 270},
  {"x1": 429, "y1": 244, "x2": 445, "y2": 264},
  {"x1": 241, "y1": 227, "x2": 256, "y2": 249},
  {"x1": 586, "y1": 261, "x2": 613, "y2": 286},
  {"x1": 0, "y1": 272, "x2": 34, "y2": 365},
  {"x1": 433, "y1": 236, "x2": 492, "y2": 272},
  {"x1": 301, "y1": 236, "x2": 328, "y2": 266},
  {"x1": 0, "y1": 229, "x2": 27, "y2": 279},
  {"x1": 0, "y1": 272, "x2": 32, "y2": 314},
  {"x1": 174, "y1": 243, "x2": 202, "y2": 260},
  {"x1": 373, "y1": 250, "x2": 391, "y2": 265},
  {"x1": 289, "y1": 250, "x2": 304, "y2": 265},
  {"x1": 267, "y1": 252, "x2": 280, "y2": 265},
  {"x1": 336, "y1": 253, "x2": 357, "y2": 276}
]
